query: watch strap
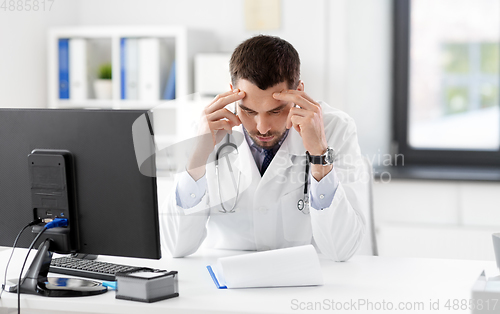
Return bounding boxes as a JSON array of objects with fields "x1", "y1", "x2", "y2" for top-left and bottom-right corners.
[
  {"x1": 306, "y1": 151, "x2": 326, "y2": 165},
  {"x1": 306, "y1": 147, "x2": 334, "y2": 165}
]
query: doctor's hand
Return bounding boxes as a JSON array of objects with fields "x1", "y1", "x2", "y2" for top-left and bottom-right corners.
[
  {"x1": 273, "y1": 90, "x2": 332, "y2": 181},
  {"x1": 273, "y1": 90, "x2": 328, "y2": 156},
  {"x1": 187, "y1": 89, "x2": 245, "y2": 181}
]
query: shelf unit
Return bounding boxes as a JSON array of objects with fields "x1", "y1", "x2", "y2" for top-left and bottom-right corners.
[{"x1": 47, "y1": 26, "x2": 215, "y2": 109}]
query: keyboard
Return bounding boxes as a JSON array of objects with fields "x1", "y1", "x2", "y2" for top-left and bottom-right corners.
[{"x1": 50, "y1": 256, "x2": 149, "y2": 281}]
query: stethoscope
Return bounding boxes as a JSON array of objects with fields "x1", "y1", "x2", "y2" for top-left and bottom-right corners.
[
  {"x1": 215, "y1": 133, "x2": 241, "y2": 213},
  {"x1": 296, "y1": 157, "x2": 310, "y2": 214},
  {"x1": 215, "y1": 109, "x2": 311, "y2": 214}
]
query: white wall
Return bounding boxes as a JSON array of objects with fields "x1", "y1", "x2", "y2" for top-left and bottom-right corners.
[
  {"x1": 345, "y1": 0, "x2": 392, "y2": 163},
  {"x1": 374, "y1": 180, "x2": 500, "y2": 261},
  {"x1": 0, "y1": 1, "x2": 80, "y2": 108}
]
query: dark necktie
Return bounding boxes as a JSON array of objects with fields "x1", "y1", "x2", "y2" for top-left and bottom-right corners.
[{"x1": 260, "y1": 149, "x2": 274, "y2": 176}]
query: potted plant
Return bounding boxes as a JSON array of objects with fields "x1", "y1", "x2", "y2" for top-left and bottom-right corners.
[{"x1": 93, "y1": 63, "x2": 112, "y2": 100}]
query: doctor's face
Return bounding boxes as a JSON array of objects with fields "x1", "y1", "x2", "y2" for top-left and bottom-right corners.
[{"x1": 231, "y1": 79, "x2": 303, "y2": 149}]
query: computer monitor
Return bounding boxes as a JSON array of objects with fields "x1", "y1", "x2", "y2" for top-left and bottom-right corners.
[{"x1": 0, "y1": 108, "x2": 161, "y2": 295}]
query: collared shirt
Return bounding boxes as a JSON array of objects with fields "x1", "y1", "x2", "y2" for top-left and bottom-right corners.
[
  {"x1": 176, "y1": 129, "x2": 339, "y2": 210},
  {"x1": 243, "y1": 127, "x2": 289, "y2": 173}
]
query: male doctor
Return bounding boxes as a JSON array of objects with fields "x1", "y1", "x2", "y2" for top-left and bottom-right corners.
[{"x1": 162, "y1": 35, "x2": 366, "y2": 262}]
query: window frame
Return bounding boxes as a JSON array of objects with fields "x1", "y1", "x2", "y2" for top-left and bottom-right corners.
[{"x1": 393, "y1": 0, "x2": 500, "y2": 167}]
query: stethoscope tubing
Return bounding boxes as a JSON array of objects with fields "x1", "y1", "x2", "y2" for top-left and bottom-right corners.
[{"x1": 216, "y1": 134, "x2": 240, "y2": 213}]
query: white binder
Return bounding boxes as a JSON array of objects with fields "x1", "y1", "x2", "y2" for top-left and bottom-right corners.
[
  {"x1": 69, "y1": 38, "x2": 88, "y2": 101},
  {"x1": 138, "y1": 38, "x2": 160, "y2": 101},
  {"x1": 125, "y1": 38, "x2": 139, "y2": 100}
]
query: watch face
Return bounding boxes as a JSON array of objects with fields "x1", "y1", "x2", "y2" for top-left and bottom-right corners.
[{"x1": 326, "y1": 148, "x2": 334, "y2": 164}]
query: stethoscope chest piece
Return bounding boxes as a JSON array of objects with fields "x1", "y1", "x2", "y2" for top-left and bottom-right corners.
[
  {"x1": 297, "y1": 199, "x2": 304, "y2": 210},
  {"x1": 297, "y1": 197, "x2": 310, "y2": 215}
]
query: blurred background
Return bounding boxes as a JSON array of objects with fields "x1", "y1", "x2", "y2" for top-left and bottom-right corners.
[{"x1": 1, "y1": 0, "x2": 499, "y2": 261}]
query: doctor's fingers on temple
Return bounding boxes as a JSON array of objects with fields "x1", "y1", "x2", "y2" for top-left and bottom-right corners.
[
  {"x1": 207, "y1": 90, "x2": 234, "y2": 111},
  {"x1": 206, "y1": 89, "x2": 245, "y2": 114},
  {"x1": 273, "y1": 91, "x2": 319, "y2": 112},
  {"x1": 284, "y1": 90, "x2": 318, "y2": 105},
  {"x1": 286, "y1": 104, "x2": 324, "y2": 132}
]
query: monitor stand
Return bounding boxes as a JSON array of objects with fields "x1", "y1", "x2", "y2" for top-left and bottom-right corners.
[{"x1": 7, "y1": 238, "x2": 107, "y2": 297}]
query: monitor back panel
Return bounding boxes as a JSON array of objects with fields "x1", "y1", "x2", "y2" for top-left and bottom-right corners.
[{"x1": 0, "y1": 109, "x2": 161, "y2": 259}]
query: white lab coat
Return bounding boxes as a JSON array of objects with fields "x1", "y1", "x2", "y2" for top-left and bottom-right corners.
[{"x1": 161, "y1": 102, "x2": 366, "y2": 262}]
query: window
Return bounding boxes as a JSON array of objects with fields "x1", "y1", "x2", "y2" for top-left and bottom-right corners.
[{"x1": 393, "y1": 0, "x2": 500, "y2": 166}]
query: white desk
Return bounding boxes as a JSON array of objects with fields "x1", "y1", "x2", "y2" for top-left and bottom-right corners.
[{"x1": 0, "y1": 248, "x2": 497, "y2": 314}]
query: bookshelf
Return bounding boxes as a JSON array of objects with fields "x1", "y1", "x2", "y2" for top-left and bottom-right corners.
[
  {"x1": 47, "y1": 26, "x2": 215, "y2": 110},
  {"x1": 47, "y1": 26, "x2": 216, "y2": 180}
]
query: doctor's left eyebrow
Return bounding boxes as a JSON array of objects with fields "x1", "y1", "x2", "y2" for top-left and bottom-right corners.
[{"x1": 238, "y1": 103, "x2": 288, "y2": 113}]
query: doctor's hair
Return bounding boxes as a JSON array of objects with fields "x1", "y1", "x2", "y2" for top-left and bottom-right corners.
[{"x1": 229, "y1": 35, "x2": 301, "y2": 90}]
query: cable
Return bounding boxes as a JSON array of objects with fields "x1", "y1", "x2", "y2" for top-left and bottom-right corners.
[
  {"x1": 0, "y1": 219, "x2": 41, "y2": 300},
  {"x1": 17, "y1": 226, "x2": 47, "y2": 314},
  {"x1": 45, "y1": 218, "x2": 68, "y2": 229},
  {"x1": 17, "y1": 218, "x2": 68, "y2": 314}
]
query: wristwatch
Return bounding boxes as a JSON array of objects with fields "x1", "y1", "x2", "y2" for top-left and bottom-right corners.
[{"x1": 306, "y1": 147, "x2": 335, "y2": 165}]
